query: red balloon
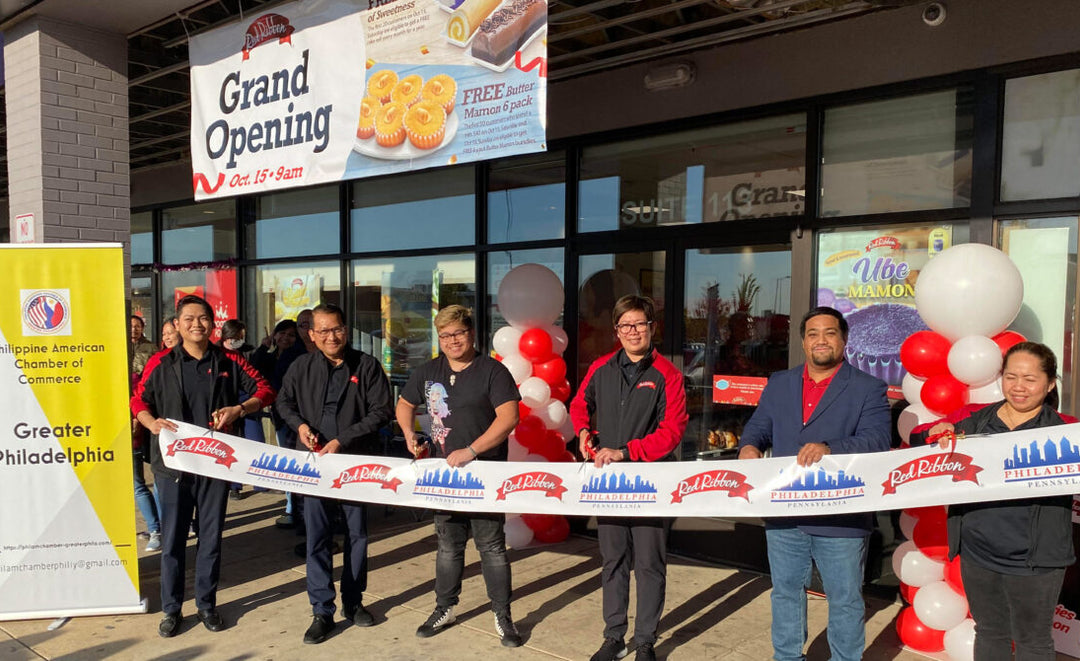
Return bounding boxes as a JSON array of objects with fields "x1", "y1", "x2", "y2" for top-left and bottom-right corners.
[
  {"x1": 537, "y1": 431, "x2": 566, "y2": 461},
  {"x1": 515, "y1": 415, "x2": 547, "y2": 451},
  {"x1": 899, "y1": 582, "x2": 918, "y2": 604},
  {"x1": 521, "y1": 513, "x2": 558, "y2": 533},
  {"x1": 533, "y1": 355, "x2": 567, "y2": 386},
  {"x1": 906, "y1": 505, "x2": 947, "y2": 523},
  {"x1": 533, "y1": 516, "x2": 570, "y2": 543},
  {"x1": 550, "y1": 378, "x2": 572, "y2": 403},
  {"x1": 944, "y1": 556, "x2": 965, "y2": 597},
  {"x1": 518, "y1": 402, "x2": 532, "y2": 420},
  {"x1": 900, "y1": 331, "x2": 952, "y2": 379},
  {"x1": 921, "y1": 372, "x2": 969, "y2": 415},
  {"x1": 896, "y1": 606, "x2": 945, "y2": 653},
  {"x1": 559, "y1": 450, "x2": 576, "y2": 463},
  {"x1": 992, "y1": 330, "x2": 1026, "y2": 355},
  {"x1": 912, "y1": 515, "x2": 949, "y2": 561},
  {"x1": 519, "y1": 329, "x2": 554, "y2": 363}
]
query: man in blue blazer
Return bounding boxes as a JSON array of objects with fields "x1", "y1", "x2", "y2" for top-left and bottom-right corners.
[{"x1": 738, "y1": 306, "x2": 891, "y2": 661}]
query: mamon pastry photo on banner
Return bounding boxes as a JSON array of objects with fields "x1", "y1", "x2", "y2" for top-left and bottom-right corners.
[{"x1": 443, "y1": 0, "x2": 547, "y2": 71}]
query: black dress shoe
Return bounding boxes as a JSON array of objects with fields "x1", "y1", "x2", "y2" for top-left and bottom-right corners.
[
  {"x1": 158, "y1": 612, "x2": 182, "y2": 638},
  {"x1": 303, "y1": 614, "x2": 336, "y2": 644},
  {"x1": 343, "y1": 604, "x2": 374, "y2": 627},
  {"x1": 197, "y1": 608, "x2": 225, "y2": 632}
]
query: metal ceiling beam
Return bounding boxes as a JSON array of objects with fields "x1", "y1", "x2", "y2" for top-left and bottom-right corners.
[
  {"x1": 549, "y1": 0, "x2": 630, "y2": 23},
  {"x1": 131, "y1": 100, "x2": 191, "y2": 124},
  {"x1": 131, "y1": 145, "x2": 191, "y2": 165},
  {"x1": 129, "y1": 61, "x2": 189, "y2": 87},
  {"x1": 551, "y1": 0, "x2": 715, "y2": 43},
  {"x1": 132, "y1": 130, "x2": 190, "y2": 151}
]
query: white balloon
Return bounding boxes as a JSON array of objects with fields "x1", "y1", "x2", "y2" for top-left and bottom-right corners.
[
  {"x1": 969, "y1": 378, "x2": 1003, "y2": 404},
  {"x1": 943, "y1": 618, "x2": 976, "y2": 661},
  {"x1": 493, "y1": 326, "x2": 524, "y2": 358},
  {"x1": 519, "y1": 377, "x2": 552, "y2": 409},
  {"x1": 540, "y1": 400, "x2": 568, "y2": 431},
  {"x1": 497, "y1": 264, "x2": 564, "y2": 329},
  {"x1": 524, "y1": 453, "x2": 548, "y2": 462},
  {"x1": 545, "y1": 324, "x2": 569, "y2": 355},
  {"x1": 892, "y1": 540, "x2": 945, "y2": 587},
  {"x1": 899, "y1": 511, "x2": 918, "y2": 540},
  {"x1": 559, "y1": 414, "x2": 576, "y2": 441},
  {"x1": 507, "y1": 435, "x2": 529, "y2": 461},
  {"x1": 901, "y1": 373, "x2": 926, "y2": 405},
  {"x1": 913, "y1": 581, "x2": 969, "y2": 631},
  {"x1": 897, "y1": 408, "x2": 920, "y2": 445},
  {"x1": 504, "y1": 515, "x2": 534, "y2": 549},
  {"x1": 948, "y1": 335, "x2": 1004, "y2": 387},
  {"x1": 502, "y1": 354, "x2": 533, "y2": 384},
  {"x1": 914, "y1": 244, "x2": 1024, "y2": 341}
]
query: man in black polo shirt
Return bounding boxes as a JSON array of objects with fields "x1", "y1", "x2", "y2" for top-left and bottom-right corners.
[
  {"x1": 132, "y1": 295, "x2": 275, "y2": 638},
  {"x1": 276, "y1": 303, "x2": 393, "y2": 644}
]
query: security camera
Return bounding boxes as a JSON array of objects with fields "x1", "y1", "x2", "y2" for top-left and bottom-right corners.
[{"x1": 922, "y1": 2, "x2": 946, "y2": 27}]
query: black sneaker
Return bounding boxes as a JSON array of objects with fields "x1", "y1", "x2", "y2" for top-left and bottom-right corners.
[
  {"x1": 303, "y1": 614, "x2": 335, "y2": 644},
  {"x1": 343, "y1": 603, "x2": 375, "y2": 627},
  {"x1": 494, "y1": 611, "x2": 522, "y2": 647},
  {"x1": 590, "y1": 637, "x2": 628, "y2": 661},
  {"x1": 158, "y1": 612, "x2": 181, "y2": 638},
  {"x1": 416, "y1": 605, "x2": 455, "y2": 638},
  {"x1": 635, "y1": 641, "x2": 657, "y2": 661}
]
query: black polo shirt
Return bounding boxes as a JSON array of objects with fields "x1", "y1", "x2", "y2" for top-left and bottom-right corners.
[
  {"x1": 318, "y1": 356, "x2": 349, "y2": 441},
  {"x1": 180, "y1": 347, "x2": 215, "y2": 427}
]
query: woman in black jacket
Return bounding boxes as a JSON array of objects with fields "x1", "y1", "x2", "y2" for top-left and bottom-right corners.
[{"x1": 911, "y1": 341, "x2": 1076, "y2": 661}]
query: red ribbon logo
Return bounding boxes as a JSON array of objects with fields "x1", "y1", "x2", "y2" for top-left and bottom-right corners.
[
  {"x1": 865, "y1": 236, "x2": 901, "y2": 252},
  {"x1": 671, "y1": 469, "x2": 753, "y2": 503},
  {"x1": 882, "y1": 452, "x2": 982, "y2": 495},
  {"x1": 167, "y1": 436, "x2": 238, "y2": 468},
  {"x1": 193, "y1": 172, "x2": 226, "y2": 195},
  {"x1": 242, "y1": 14, "x2": 294, "y2": 60},
  {"x1": 331, "y1": 464, "x2": 402, "y2": 492},
  {"x1": 496, "y1": 471, "x2": 567, "y2": 501}
]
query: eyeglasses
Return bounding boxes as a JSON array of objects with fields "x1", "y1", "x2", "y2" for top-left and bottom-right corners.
[
  {"x1": 615, "y1": 321, "x2": 652, "y2": 335},
  {"x1": 312, "y1": 326, "x2": 346, "y2": 338},
  {"x1": 438, "y1": 329, "x2": 470, "y2": 341}
]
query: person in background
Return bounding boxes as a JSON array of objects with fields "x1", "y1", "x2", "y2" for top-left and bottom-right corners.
[
  {"x1": 570, "y1": 295, "x2": 688, "y2": 661},
  {"x1": 738, "y1": 306, "x2": 891, "y2": 661},
  {"x1": 132, "y1": 295, "x2": 275, "y2": 638},
  {"x1": 911, "y1": 341, "x2": 1076, "y2": 661},
  {"x1": 276, "y1": 303, "x2": 392, "y2": 644},
  {"x1": 296, "y1": 308, "x2": 316, "y2": 353},
  {"x1": 219, "y1": 318, "x2": 264, "y2": 500},
  {"x1": 397, "y1": 305, "x2": 523, "y2": 648},
  {"x1": 161, "y1": 316, "x2": 179, "y2": 349},
  {"x1": 130, "y1": 314, "x2": 161, "y2": 552}
]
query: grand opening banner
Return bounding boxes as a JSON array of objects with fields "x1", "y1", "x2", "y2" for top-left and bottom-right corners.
[
  {"x1": 0, "y1": 245, "x2": 142, "y2": 620},
  {"x1": 190, "y1": 0, "x2": 547, "y2": 200}
]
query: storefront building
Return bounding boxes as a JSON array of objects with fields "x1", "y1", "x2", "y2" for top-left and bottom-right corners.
[{"x1": 7, "y1": 0, "x2": 1080, "y2": 582}]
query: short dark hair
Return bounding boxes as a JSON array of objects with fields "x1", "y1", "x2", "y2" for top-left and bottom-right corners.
[
  {"x1": 1004, "y1": 341, "x2": 1060, "y2": 410},
  {"x1": 221, "y1": 318, "x2": 246, "y2": 341},
  {"x1": 176, "y1": 295, "x2": 213, "y2": 319},
  {"x1": 612, "y1": 295, "x2": 656, "y2": 326},
  {"x1": 130, "y1": 314, "x2": 145, "y2": 327},
  {"x1": 799, "y1": 306, "x2": 848, "y2": 340},
  {"x1": 273, "y1": 319, "x2": 298, "y2": 335},
  {"x1": 312, "y1": 303, "x2": 345, "y2": 327}
]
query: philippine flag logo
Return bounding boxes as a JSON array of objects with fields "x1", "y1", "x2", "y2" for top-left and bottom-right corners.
[{"x1": 21, "y1": 289, "x2": 71, "y2": 336}]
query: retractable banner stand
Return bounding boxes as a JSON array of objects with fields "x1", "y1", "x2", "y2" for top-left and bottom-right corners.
[{"x1": 0, "y1": 245, "x2": 142, "y2": 620}]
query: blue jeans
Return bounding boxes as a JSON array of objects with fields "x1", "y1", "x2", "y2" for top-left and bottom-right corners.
[
  {"x1": 766, "y1": 528, "x2": 868, "y2": 661},
  {"x1": 133, "y1": 450, "x2": 160, "y2": 534}
]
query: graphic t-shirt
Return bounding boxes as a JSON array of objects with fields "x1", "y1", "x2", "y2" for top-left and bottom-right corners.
[{"x1": 401, "y1": 354, "x2": 520, "y2": 460}]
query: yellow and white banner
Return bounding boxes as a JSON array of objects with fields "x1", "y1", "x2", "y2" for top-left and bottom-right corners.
[{"x1": 0, "y1": 245, "x2": 142, "y2": 620}]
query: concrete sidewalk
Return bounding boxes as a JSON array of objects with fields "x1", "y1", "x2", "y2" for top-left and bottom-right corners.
[{"x1": 0, "y1": 491, "x2": 952, "y2": 660}]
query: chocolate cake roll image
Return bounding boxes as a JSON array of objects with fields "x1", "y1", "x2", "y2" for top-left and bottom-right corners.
[
  {"x1": 447, "y1": 0, "x2": 503, "y2": 44},
  {"x1": 472, "y1": 0, "x2": 547, "y2": 67}
]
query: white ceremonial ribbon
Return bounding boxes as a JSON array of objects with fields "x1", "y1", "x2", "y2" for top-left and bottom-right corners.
[{"x1": 160, "y1": 420, "x2": 1080, "y2": 517}]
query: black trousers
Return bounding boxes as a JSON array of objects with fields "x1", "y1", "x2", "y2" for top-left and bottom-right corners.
[
  {"x1": 156, "y1": 474, "x2": 229, "y2": 615},
  {"x1": 961, "y1": 557, "x2": 1066, "y2": 661},
  {"x1": 597, "y1": 516, "x2": 670, "y2": 645},
  {"x1": 433, "y1": 512, "x2": 512, "y2": 613},
  {"x1": 306, "y1": 496, "x2": 368, "y2": 616}
]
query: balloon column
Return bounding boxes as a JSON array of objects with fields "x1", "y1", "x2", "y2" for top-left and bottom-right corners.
[
  {"x1": 893, "y1": 244, "x2": 1025, "y2": 659},
  {"x1": 495, "y1": 264, "x2": 576, "y2": 549}
]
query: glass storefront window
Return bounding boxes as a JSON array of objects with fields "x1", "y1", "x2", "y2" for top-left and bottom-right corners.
[
  {"x1": 132, "y1": 211, "x2": 153, "y2": 265},
  {"x1": 161, "y1": 199, "x2": 237, "y2": 264},
  {"x1": 1001, "y1": 69, "x2": 1080, "y2": 201},
  {"x1": 577, "y1": 251, "x2": 665, "y2": 380},
  {"x1": 683, "y1": 245, "x2": 791, "y2": 460},
  {"x1": 131, "y1": 274, "x2": 156, "y2": 343},
  {"x1": 821, "y1": 89, "x2": 974, "y2": 217},
  {"x1": 248, "y1": 185, "x2": 340, "y2": 258},
  {"x1": 487, "y1": 248, "x2": 565, "y2": 348},
  {"x1": 162, "y1": 267, "x2": 239, "y2": 344},
  {"x1": 487, "y1": 151, "x2": 565, "y2": 243},
  {"x1": 816, "y1": 223, "x2": 970, "y2": 389},
  {"x1": 998, "y1": 217, "x2": 1077, "y2": 412},
  {"x1": 578, "y1": 114, "x2": 806, "y2": 232},
  {"x1": 351, "y1": 254, "x2": 475, "y2": 389},
  {"x1": 247, "y1": 261, "x2": 341, "y2": 347},
  {"x1": 350, "y1": 168, "x2": 474, "y2": 252}
]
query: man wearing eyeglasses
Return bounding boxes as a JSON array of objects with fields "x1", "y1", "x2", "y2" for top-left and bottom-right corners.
[
  {"x1": 276, "y1": 303, "x2": 393, "y2": 644},
  {"x1": 396, "y1": 304, "x2": 523, "y2": 648},
  {"x1": 569, "y1": 294, "x2": 687, "y2": 661}
]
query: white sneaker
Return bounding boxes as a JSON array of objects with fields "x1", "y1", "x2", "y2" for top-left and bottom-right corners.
[{"x1": 145, "y1": 532, "x2": 162, "y2": 552}]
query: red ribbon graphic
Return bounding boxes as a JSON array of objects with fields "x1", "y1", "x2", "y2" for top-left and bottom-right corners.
[
  {"x1": 496, "y1": 471, "x2": 568, "y2": 501},
  {"x1": 671, "y1": 469, "x2": 753, "y2": 503},
  {"x1": 881, "y1": 452, "x2": 982, "y2": 495},
  {"x1": 167, "y1": 436, "x2": 238, "y2": 468},
  {"x1": 242, "y1": 14, "x2": 294, "y2": 60},
  {"x1": 331, "y1": 464, "x2": 402, "y2": 492}
]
